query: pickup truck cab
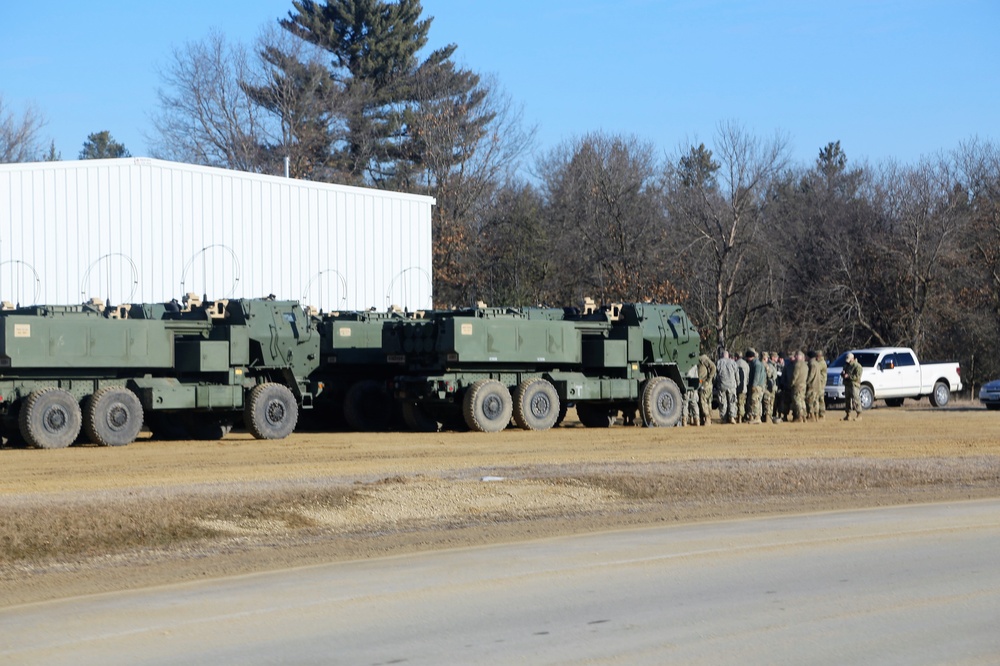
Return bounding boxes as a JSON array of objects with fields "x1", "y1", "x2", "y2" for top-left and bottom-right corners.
[{"x1": 824, "y1": 347, "x2": 962, "y2": 410}]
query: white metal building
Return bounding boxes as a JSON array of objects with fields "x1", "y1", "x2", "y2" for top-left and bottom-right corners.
[{"x1": 0, "y1": 158, "x2": 435, "y2": 311}]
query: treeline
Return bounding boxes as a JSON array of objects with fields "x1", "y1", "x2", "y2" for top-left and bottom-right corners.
[{"x1": 2, "y1": 1, "x2": 999, "y2": 390}]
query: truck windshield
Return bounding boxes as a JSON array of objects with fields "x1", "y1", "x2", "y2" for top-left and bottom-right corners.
[{"x1": 830, "y1": 352, "x2": 880, "y2": 368}]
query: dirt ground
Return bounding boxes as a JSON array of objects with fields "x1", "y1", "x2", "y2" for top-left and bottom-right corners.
[{"x1": 2, "y1": 401, "x2": 999, "y2": 607}]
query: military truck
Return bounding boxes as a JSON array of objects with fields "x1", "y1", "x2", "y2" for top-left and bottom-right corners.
[
  {"x1": 0, "y1": 296, "x2": 318, "y2": 448},
  {"x1": 308, "y1": 307, "x2": 420, "y2": 431},
  {"x1": 390, "y1": 301, "x2": 700, "y2": 432}
]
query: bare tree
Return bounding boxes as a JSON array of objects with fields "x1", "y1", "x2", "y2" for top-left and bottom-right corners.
[
  {"x1": 667, "y1": 122, "x2": 789, "y2": 351},
  {"x1": 0, "y1": 95, "x2": 47, "y2": 163},
  {"x1": 538, "y1": 133, "x2": 674, "y2": 305},
  {"x1": 414, "y1": 77, "x2": 536, "y2": 305},
  {"x1": 149, "y1": 31, "x2": 268, "y2": 172}
]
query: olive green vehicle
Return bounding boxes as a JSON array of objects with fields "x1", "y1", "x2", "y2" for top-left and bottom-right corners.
[
  {"x1": 390, "y1": 302, "x2": 700, "y2": 432},
  {"x1": 0, "y1": 297, "x2": 319, "y2": 448}
]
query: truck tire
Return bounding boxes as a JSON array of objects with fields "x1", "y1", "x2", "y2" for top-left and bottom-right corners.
[
  {"x1": 146, "y1": 413, "x2": 193, "y2": 440},
  {"x1": 575, "y1": 403, "x2": 617, "y2": 428},
  {"x1": 859, "y1": 385, "x2": 874, "y2": 411},
  {"x1": 401, "y1": 401, "x2": 440, "y2": 432},
  {"x1": 343, "y1": 380, "x2": 390, "y2": 431},
  {"x1": 929, "y1": 381, "x2": 950, "y2": 407},
  {"x1": 245, "y1": 383, "x2": 298, "y2": 439},
  {"x1": 19, "y1": 388, "x2": 82, "y2": 449},
  {"x1": 183, "y1": 415, "x2": 234, "y2": 440},
  {"x1": 84, "y1": 387, "x2": 144, "y2": 446},
  {"x1": 639, "y1": 377, "x2": 683, "y2": 427},
  {"x1": 512, "y1": 379, "x2": 560, "y2": 431},
  {"x1": 462, "y1": 379, "x2": 513, "y2": 433},
  {"x1": 555, "y1": 401, "x2": 569, "y2": 427}
]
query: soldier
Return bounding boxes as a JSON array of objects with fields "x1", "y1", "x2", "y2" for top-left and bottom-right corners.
[
  {"x1": 698, "y1": 352, "x2": 717, "y2": 426},
  {"x1": 716, "y1": 350, "x2": 739, "y2": 424},
  {"x1": 760, "y1": 352, "x2": 776, "y2": 423},
  {"x1": 814, "y1": 350, "x2": 828, "y2": 420},
  {"x1": 735, "y1": 351, "x2": 750, "y2": 423},
  {"x1": 791, "y1": 350, "x2": 808, "y2": 422},
  {"x1": 805, "y1": 350, "x2": 821, "y2": 421},
  {"x1": 769, "y1": 352, "x2": 782, "y2": 422},
  {"x1": 842, "y1": 351, "x2": 864, "y2": 421},
  {"x1": 778, "y1": 348, "x2": 796, "y2": 422},
  {"x1": 746, "y1": 348, "x2": 767, "y2": 424},
  {"x1": 680, "y1": 363, "x2": 701, "y2": 426}
]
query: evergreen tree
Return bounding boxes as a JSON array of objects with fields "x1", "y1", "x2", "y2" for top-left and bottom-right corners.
[
  {"x1": 279, "y1": 0, "x2": 489, "y2": 187},
  {"x1": 43, "y1": 141, "x2": 61, "y2": 161},
  {"x1": 79, "y1": 131, "x2": 130, "y2": 159}
]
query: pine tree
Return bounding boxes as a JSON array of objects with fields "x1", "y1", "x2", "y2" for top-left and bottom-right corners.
[
  {"x1": 279, "y1": 0, "x2": 489, "y2": 187},
  {"x1": 79, "y1": 131, "x2": 130, "y2": 159}
]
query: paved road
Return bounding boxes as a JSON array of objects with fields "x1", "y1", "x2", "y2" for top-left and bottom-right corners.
[{"x1": 3, "y1": 500, "x2": 1000, "y2": 665}]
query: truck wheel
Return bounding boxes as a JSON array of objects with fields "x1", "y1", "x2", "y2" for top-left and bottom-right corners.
[
  {"x1": 146, "y1": 413, "x2": 192, "y2": 440},
  {"x1": 401, "y1": 401, "x2": 440, "y2": 432},
  {"x1": 84, "y1": 387, "x2": 144, "y2": 446},
  {"x1": 929, "y1": 381, "x2": 950, "y2": 407},
  {"x1": 183, "y1": 415, "x2": 234, "y2": 440},
  {"x1": 19, "y1": 388, "x2": 82, "y2": 449},
  {"x1": 513, "y1": 379, "x2": 560, "y2": 431},
  {"x1": 555, "y1": 402, "x2": 569, "y2": 427},
  {"x1": 575, "y1": 403, "x2": 617, "y2": 428},
  {"x1": 343, "y1": 380, "x2": 390, "y2": 431},
  {"x1": 640, "y1": 377, "x2": 683, "y2": 427},
  {"x1": 859, "y1": 385, "x2": 874, "y2": 410},
  {"x1": 245, "y1": 383, "x2": 299, "y2": 439},
  {"x1": 463, "y1": 379, "x2": 513, "y2": 433}
]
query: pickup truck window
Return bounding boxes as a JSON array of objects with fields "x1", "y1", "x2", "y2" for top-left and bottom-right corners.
[
  {"x1": 896, "y1": 352, "x2": 916, "y2": 366},
  {"x1": 831, "y1": 352, "x2": 879, "y2": 368}
]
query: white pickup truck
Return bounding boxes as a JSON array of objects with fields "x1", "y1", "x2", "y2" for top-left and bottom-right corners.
[{"x1": 824, "y1": 347, "x2": 962, "y2": 410}]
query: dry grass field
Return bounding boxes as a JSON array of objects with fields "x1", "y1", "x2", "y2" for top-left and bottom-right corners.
[{"x1": 2, "y1": 401, "x2": 999, "y2": 606}]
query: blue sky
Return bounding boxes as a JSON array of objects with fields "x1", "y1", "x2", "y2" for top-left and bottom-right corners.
[{"x1": 2, "y1": 0, "x2": 997, "y2": 168}]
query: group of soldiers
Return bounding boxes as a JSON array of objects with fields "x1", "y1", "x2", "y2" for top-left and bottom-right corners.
[{"x1": 682, "y1": 347, "x2": 834, "y2": 426}]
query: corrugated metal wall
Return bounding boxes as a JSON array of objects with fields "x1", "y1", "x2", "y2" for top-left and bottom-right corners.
[{"x1": 0, "y1": 158, "x2": 435, "y2": 311}]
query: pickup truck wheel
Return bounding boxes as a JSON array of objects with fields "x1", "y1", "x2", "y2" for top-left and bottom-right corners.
[
  {"x1": 513, "y1": 379, "x2": 560, "y2": 431},
  {"x1": 859, "y1": 385, "x2": 874, "y2": 411},
  {"x1": 463, "y1": 379, "x2": 513, "y2": 433},
  {"x1": 929, "y1": 381, "x2": 950, "y2": 407},
  {"x1": 884, "y1": 398, "x2": 904, "y2": 408},
  {"x1": 19, "y1": 388, "x2": 82, "y2": 449},
  {"x1": 84, "y1": 387, "x2": 144, "y2": 446},
  {"x1": 245, "y1": 383, "x2": 299, "y2": 439},
  {"x1": 640, "y1": 377, "x2": 683, "y2": 427}
]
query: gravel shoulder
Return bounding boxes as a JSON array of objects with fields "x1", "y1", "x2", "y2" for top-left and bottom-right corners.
[{"x1": 2, "y1": 403, "x2": 999, "y2": 607}]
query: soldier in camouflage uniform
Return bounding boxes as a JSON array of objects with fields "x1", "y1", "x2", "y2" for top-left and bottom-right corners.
[
  {"x1": 762, "y1": 352, "x2": 777, "y2": 423},
  {"x1": 806, "y1": 350, "x2": 827, "y2": 421},
  {"x1": 746, "y1": 349, "x2": 767, "y2": 424},
  {"x1": 715, "y1": 350, "x2": 739, "y2": 424},
  {"x1": 735, "y1": 352, "x2": 750, "y2": 423},
  {"x1": 791, "y1": 350, "x2": 808, "y2": 422},
  {"x1": 698, "y1": 353, "x2": 717, "y2": 426},
  {"x1": 842, "y1": 352, "x2": 864, "y2": 421},
  {"x1": 813, "y1": 350, "x2": 828, "y2": 420},
  {"x1": 681, "y1": 363, "x2": 700, "y2": 426}
]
